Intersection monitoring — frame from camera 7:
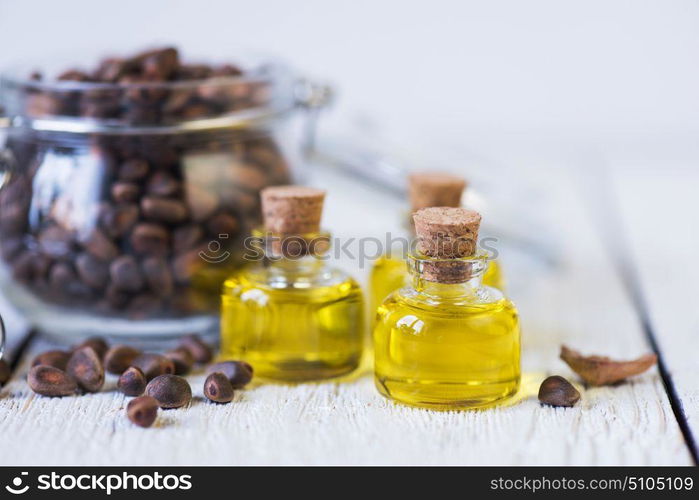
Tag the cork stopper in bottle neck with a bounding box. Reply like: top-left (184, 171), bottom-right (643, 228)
top-left (412, 207), bottom-right (482, 283)
top-left (408, 172), bottom-right (467, 212)
top-left (260, 185), bottom-right (327, 257)
top-left (261, 185), bottom-right (325, 234)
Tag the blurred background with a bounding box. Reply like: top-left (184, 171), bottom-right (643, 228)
top-left (1, 0), bottom-right (698, 168)
top-left (1, 0), bottom-right (697, 325)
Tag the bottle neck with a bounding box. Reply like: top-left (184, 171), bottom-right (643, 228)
top-left (266, 253), bottom-right (326, 274)
top-left (407, 251), bottom-right (487, 297)
top-left (251, 228), bottom-right (330, 260)
top-left (411, 273), bottom-right (483, 297)
top-left (245, 228), bottom-right (329, 281)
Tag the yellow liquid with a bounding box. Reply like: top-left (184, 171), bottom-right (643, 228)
top-left (374, 283), bottom-right (520, 410)
top-left (369, 255), bottom-right (504, 322)
top-left (221, 268), bottom-right (364, 382)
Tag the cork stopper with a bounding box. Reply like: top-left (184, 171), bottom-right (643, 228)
top-left (413, 207), bottom-right (481, 258)
top-left (408, 172), bottom-right (467, 212)
top-left (261, 186), bottom-right (326, 234)
top-left (412, 207), bottom-right (482, 283)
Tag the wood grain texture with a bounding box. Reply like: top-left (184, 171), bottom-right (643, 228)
top-left (0, 165), bottom-right (692, 465)
top-left (611, 162), bottom-right (699, 448)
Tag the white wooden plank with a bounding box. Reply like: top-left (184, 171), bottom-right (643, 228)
top-left (611, 161), bottom-right (699, 450)
top-left (0, 165), bottom-right (690, 465)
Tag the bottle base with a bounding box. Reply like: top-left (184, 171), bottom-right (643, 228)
top-left (375, 375), bottom-right (520, 410)
top-left (234, 354), bottom-right (362, 383)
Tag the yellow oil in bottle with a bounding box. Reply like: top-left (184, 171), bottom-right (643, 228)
top-left (221, 259), bottom-right (364, 382)
top-left (373, 256), bottom-right (520, 410)
top-left (369, 254), bottom-right (505, 321)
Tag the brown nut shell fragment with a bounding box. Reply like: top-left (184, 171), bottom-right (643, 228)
top-left (538, 375), bottom-right (581, 407)
top-left (164, 348), bottom-right (194, 375)
top-left (127, 395), bottom-right (159, 428)
top-left (204, 372), bottom-right (234, 403)
top-left (118, 366), bottom-right (147, 397)
top-left (560, 345), bottom-right (657, 386)
top-left (131, 353), bottom-right (175, 380)
top-left (206, 361), bottom-right (253, 389)
top-left (145, 374), bottom-right (192, 409)
top-left (32, 350), bottom-right (71, 371)
top-left (27, 365), bottom-right (77, 397)
top-left (104, 345), bottom-right (142, 375)
top-left (74, 336), bottom-right (109, 359)
top-left (178, 334), bottom-right (212, 364)
top-left (66, 346), bottom-right (105, 393)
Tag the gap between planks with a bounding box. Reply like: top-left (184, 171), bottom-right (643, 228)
top-left (573, 159), bottom-right (698, 465)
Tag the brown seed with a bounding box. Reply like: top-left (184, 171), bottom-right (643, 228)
top-left (75, 253), bottom-right (110, 290)
top-left (66, 346), bottom-right (105, 393)
top-left (164, 348), bottom-right (194, 375)
top-left (127, 395), bottom-right (159, 428)
top-left (27, 365), bottom-right (77, 397)
top-left (141, 196), bottom-right (188, 223)
top-left (126, 294), bottom-right (162, 318)
top-left (130, 223), bottom-right (169, 256)
top-left (104, 345), bottom-right (142, 374)
top-left (74, 336), bottom-right (109, 359)
top-left (32, 350), bottom-right (71, 371)
top-left (206, 213), bottom-right (239, 237)
top-left (204, 372), bottom-right (234, 403)
top-left (49, 262), bottom-right (78, 291)
top-left (0, 237), bottom-right (23, 261)
top-left (84, 228), bottom-right (119, 261)
top-left (179, 334), bottom-right (212, 364)
top-left (105, 284), bottom-right (130, 308)
top-left (560, 345), bottom-right (658, 386)
top-left (172, 248), bottom-right (207, 284)
top-left (0, 359), bottom-right (10, 385)
top-left (538, 375), bottom-right (581, 408)
top-left (145, 374), bottom-right (192, 409)
top-left (111, 182), bottom-right (140, 203)
top-left (101, 203), bottom-right (139, 238)
top-left (173, 225), bottom-right (204, 253)
top-left (119, 159), bottom-right (150, 181)
top-left (131, 353), bottom-right (175, 380)
top-left (110, 255), bottom-right (145, 292)
top-left (147, 171), bottom-right (181, 197)
top-left (118, 366), bottom-right (147, 396)
top-left (142, 257), bottom-right (174, 297)
top-left (206, 361), bottom-right (253, 389)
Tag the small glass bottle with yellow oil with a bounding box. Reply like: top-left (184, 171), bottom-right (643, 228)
top-left (220, 186), bottom-right (364, 381)
top-left (370, 172), bottom-right (503, 317)
top-left (374, 207), bottom-right (520, 409)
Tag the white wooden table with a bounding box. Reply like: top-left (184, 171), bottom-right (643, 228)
top-left (0, 160), bottom-right (696, 465)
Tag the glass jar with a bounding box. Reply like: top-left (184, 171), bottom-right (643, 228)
top-left (0, 61), bottom-right (330, 340)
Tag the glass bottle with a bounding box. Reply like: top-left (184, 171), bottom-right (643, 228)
top-left (220, 186), bottom-right (364, 381)
top-left (369, 171), bottom-right (504, 320)
top-left (373, 207), bottom-right (520, 409)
